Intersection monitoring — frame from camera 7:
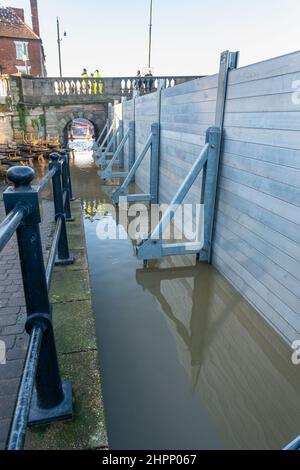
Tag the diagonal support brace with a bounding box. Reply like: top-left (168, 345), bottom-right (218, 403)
top-left (93, 121), bottom-right (114, 155)
top-left (92, 119), bottom-right (109, 151)
top-left (112, 132), bottom-right (152, 203)
top-left (136, 127), bottom-right (221, 263)
top-left (95, 123), bottom-right (121, 164)
top-left (112, 123), bottom-right (159, 204)
top-left (100, 128), bottom-right (130, 179)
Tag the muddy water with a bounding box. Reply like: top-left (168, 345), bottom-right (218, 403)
top-left (69, 148), bottom-right (300, 450)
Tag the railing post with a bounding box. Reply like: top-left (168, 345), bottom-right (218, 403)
top-left (118, 120), bottom-right (124, 168)
top-left (59, 151), bottom-right (74, 222)
top-left (150, 123), bottom-right (160, 204)
top-left (128, 121), bottom-right (135, 173)
top-left (49, 154), bottom-right (75, 265)
top-left (66, 149), bottom-right (75, 201)
top-left (3, 166), bottom-right (73, 426)
top-left (198, 127), bottom-right (222, 263)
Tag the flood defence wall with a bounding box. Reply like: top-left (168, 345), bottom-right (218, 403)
top-left (110, 51), bottom-right (300, 346)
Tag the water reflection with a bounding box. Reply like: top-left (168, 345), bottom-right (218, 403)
top-left (136, 259), bottom-right (300, 450)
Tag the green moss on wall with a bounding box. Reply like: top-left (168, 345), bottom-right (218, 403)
top-left (39, 114), bottom-right (46, 128)
top-left (16, 104), bottom-right (29, 132)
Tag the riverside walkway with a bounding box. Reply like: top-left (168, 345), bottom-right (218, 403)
top-left (0, 165), bottom-right (107, 450)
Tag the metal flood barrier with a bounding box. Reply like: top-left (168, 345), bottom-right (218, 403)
top-left (105, 51), bottom-right (240, 266)
top-left (0, 151), bottom-right (75, 450)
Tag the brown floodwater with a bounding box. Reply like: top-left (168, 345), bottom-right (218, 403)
top-left (68, 147), bottom-right (300, 450)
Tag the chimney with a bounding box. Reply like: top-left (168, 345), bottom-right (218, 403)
top-left (30, 0), bottom-right (40, 37)
top-left (11, 8), bottom-right (25, 22)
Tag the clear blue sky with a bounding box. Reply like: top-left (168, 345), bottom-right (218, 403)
top-left (2, 0), bottom-right (300, 77)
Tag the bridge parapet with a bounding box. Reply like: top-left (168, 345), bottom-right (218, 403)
top-left (17, 75), bottom-right (200, 105)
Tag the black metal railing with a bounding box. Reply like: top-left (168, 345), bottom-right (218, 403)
top-left (0, 150), bottom-right (75, 450)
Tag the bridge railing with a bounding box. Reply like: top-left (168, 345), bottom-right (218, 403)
top-left (1, 151), bottom-right (75, 450)
top-left (51, 76), bottom-right (199, 97)
top-left (19, 75), bottom-right (201, 102)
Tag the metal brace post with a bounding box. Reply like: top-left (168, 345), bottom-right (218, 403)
top-left (149, 123), bottom-right (160, 204)
top-left (136, 127), bottom-right (221, 263)
top-left (111, 127), bottom-right (154, 204)
top-left (204, 50), bottom-right (239, 263)
top-left (118, 120), bottom-right (124, 168)
top-left (96, 123), bottom-right (122, 165)
top-left (92, 119), bottom-right (109, 150)
top-left (93, 120), bottom-right (114, 155)
top-left (100, 127), bottom-right (131, 180)
top-left (128, 121), bottom-right (135, 172)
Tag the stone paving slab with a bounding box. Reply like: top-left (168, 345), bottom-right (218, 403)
top-left (50, 270), bottom-right (91, 304)
top-left (54, 250), bottom-right (88, 272)
top-left (25, 351), bottom-right (107, 450)
top-left (53, 300), bottom-right (97, 355)
top-left (25, 200), bottom-right (108, 450)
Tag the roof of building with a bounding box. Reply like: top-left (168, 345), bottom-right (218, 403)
top-left (0, 7), bottom-right (40, 40)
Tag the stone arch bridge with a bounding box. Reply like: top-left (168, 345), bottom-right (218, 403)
top-left (0, 75), bottom-right (199, 144)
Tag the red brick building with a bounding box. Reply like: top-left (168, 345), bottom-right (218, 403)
top-left (0, 0), bottom-right (46, 77)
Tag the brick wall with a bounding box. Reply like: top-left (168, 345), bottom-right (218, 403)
top-left (0, 37), bottom-right (43, 77)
